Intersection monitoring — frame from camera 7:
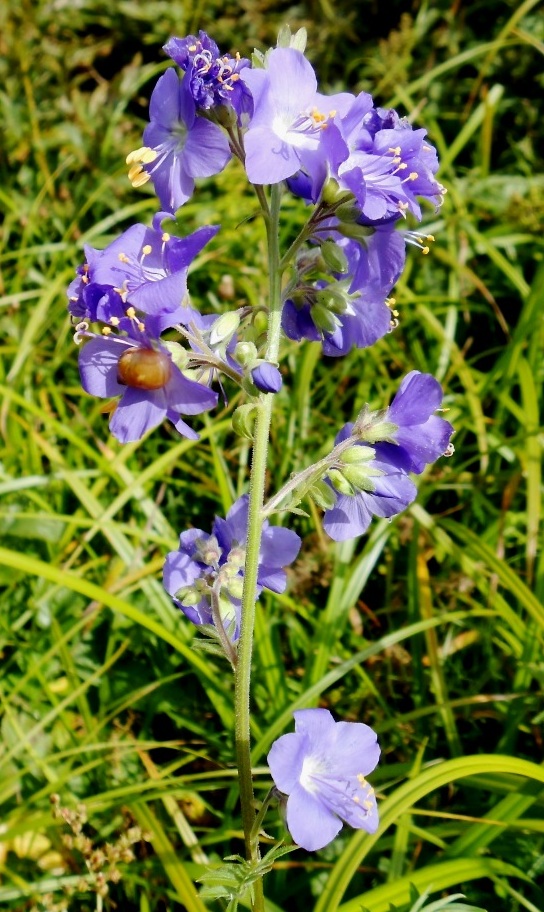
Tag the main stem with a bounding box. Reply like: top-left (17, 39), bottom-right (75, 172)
top-left (234, 184), bottom-right (283, 910)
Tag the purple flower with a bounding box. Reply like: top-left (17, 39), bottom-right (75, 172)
top-left (68, 216), bottom-right (218, 328)
top-left (287, 91), bottom-right (444, 223)
top-left (163, 494), bottom-right (301, 639)
top-left (78, 322), bottom-right (218, 443)
top-left (322, 372), bottom-right (454, 541)
top-left (127, 68), bottom-right (231, 212)
top-left (240, 48), bottom-right (347, 185)
top-left (251, 362), bottom-right (283, 393)
top-left (282, 228), bottom-right (404, 356)
top-left (268, 709), bottom-right (380, 851)
top-left (164, 31), bottom-right (251, 117)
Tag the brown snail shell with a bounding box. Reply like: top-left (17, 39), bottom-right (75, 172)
top-left (117, 348), bottom-right (172, 390)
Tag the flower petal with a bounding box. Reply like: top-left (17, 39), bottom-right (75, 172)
top-left (109, 388), bottom-right (166, 442)
top-left (286, 783), bottom-right (343, 851)
top-left (78, 337), bottom-right (125, 399)
top-left (268, 732), bottom-right (307, 794)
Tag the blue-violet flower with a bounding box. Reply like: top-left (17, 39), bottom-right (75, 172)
top-left (268, 708), bottom-right (380, 851)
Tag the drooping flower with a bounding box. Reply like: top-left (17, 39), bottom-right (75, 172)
top-left (163, 495), bottom-right (301, 639)
top-left (78, 320), bottom-right (218, 443)
top-left (268, 708), bottom-right (380, 851)
top-left (127, 68), bottom-right (232, 212)
top-left (321, 371), bottom-right (453, 540)
top-left (282, 228), bottom-right (404, 356)
top-left (164, 31), bottom-right (251, 117)
top-left (68, 215), bottom-right (218, 328)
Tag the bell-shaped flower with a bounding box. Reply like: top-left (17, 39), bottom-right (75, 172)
top-left (268, 708), bottom-right (380, 851)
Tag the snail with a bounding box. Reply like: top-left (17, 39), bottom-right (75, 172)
top-left (117, 348), bottom-right (172, 390)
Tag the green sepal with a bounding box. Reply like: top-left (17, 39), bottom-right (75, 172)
top-left (232, 403), bottom-right (258, 440)
top-left (308, 478), bottom-right (337, 510)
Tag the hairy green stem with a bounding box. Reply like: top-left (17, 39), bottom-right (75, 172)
top-left (234, 184), bottom-right (283, 911)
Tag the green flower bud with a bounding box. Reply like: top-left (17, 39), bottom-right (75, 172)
top-left (320, 240), bottom-right (349, 275)
top-left (174, 587), bottom-right (201, 607)
top-left (232, 403), bottom-right (258, 439)
top-left (311, 302), bottom-right (340, 334)
top-left (233, 341), bottom-right (258, 366)
top-left (225, 576), bottom-right (245, 600)
top-left (341, 464), bottom-right (379, 492)
top-left (209, 311), bottom-right (240, 346)
top-left (327, 468), bottom-right (355, 496)
top-left (162, 340), bottom-right (189, 370)
top-left (309, 479), bottom-right (338, 511)
top-left (336, 221), bottom-right (375, 241)
top-left (340, 445), bottom-right (376, 464)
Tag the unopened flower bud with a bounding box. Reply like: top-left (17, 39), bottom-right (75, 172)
top-left (308, 479), bottom-right (337, 511)
top-left (233, 341), bottom-right (258, 366)
top-left (162, 340), bottom-right (189, 370)
top-left (210, 311), bottom-right (240, 346)
top-left (232, 403), bottom-right (258, 439)
top-left (320, 240), bottom-right (349, 274)
top-left (225, 576), bottom-right (245, 600)
top-left (327, 468), bottom-right (354, 496)
top-left (311, 302), bottom-right (340, 335)
top-left (341, 464), bottom-right (379, 492)
top-left (251, 362), bottom-right (282, 393)
top-left (340, 445), bottom-right (375, 464)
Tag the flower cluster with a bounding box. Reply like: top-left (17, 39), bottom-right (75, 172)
top-left (322, 371), bottom-right (454, 541)
top-left (66, 27), bottom-right (454, 856)
top-left (163, 495), bottom-right (301, 640)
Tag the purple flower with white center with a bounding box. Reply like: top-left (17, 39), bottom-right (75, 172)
top-left (164, 31), bottom-right (251, 117)
top-left (268, 708), bottom-right (380, 851)
top-left (240, 48), bottom-right (348, 185)
top-left (127, 68), bottom-right (231, 212)
top-left (251, 362), bottom-right (283, 393)
top-left (322, 372), bottom-right (453, 540)
top-left (163, 494), bottom-right (301, 639)
top-left (78, 321), bottom-right (218, 443)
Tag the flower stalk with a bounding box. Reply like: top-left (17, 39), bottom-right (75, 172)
top-left (234, 184), bottom-right (283, 910)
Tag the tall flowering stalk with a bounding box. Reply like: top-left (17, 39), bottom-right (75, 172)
top-left (67, 25), bottom-right (453, 911)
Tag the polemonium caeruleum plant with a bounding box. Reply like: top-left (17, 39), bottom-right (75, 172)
top-left (68, 25), bottom-right (454, 910)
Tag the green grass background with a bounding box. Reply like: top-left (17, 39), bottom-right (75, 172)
top-left (0, 0), bottom-right (543, 909)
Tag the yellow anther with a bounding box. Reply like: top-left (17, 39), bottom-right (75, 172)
top-left (131, 171), bottom-right (151, 188)
top-left (357, 773), bottom-right (367, 786)
top-left (141, 244), bottom-right (152, 255)
top-left (126, 147), bottom-right (147, 165)
top-left (422, 246), bottom-right (430, 255)
top-left (137, 321), bottom-right (146, 332)
top-left (128, 163), bottom-right (143, 181)
top-left (363, 799), bottom-right (373, 810)
top-left (392, 309), bottom-right (399, 317)
top-left (408, 171), bottom-right (418, 180)
top-left (353, 796), bottom-right (360, 803)
top-left (389, 146), bottom-right (401, 155)
top-left (101, 326), bottom-right (112, 335)
top-left (329, 109), bottom-right (336, 118)
top-left (161, 233), bottom-right (171, 243)
top-left (426, 234), bottom-right (435, 242)
top-left (110, 316), bottom-right (120, 326)
top-left (397, 162), bottom-right (408, 170)
top-left (126, 307), bottom-right (136, 319)
top-left (118, 252), bottom-right (130, 263)
top-left (387, 296), bottom-right (396, 307)
top-left (188, 44), bottom-right (197, 51)
top-left (140, 148), bottom-right (158, 164)
top-left (231, 73), bottom-right (240, 82)
top-left (82, 275), bottom-right (89, 284)
top-left (69, 295), bottom-right (78, 302)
